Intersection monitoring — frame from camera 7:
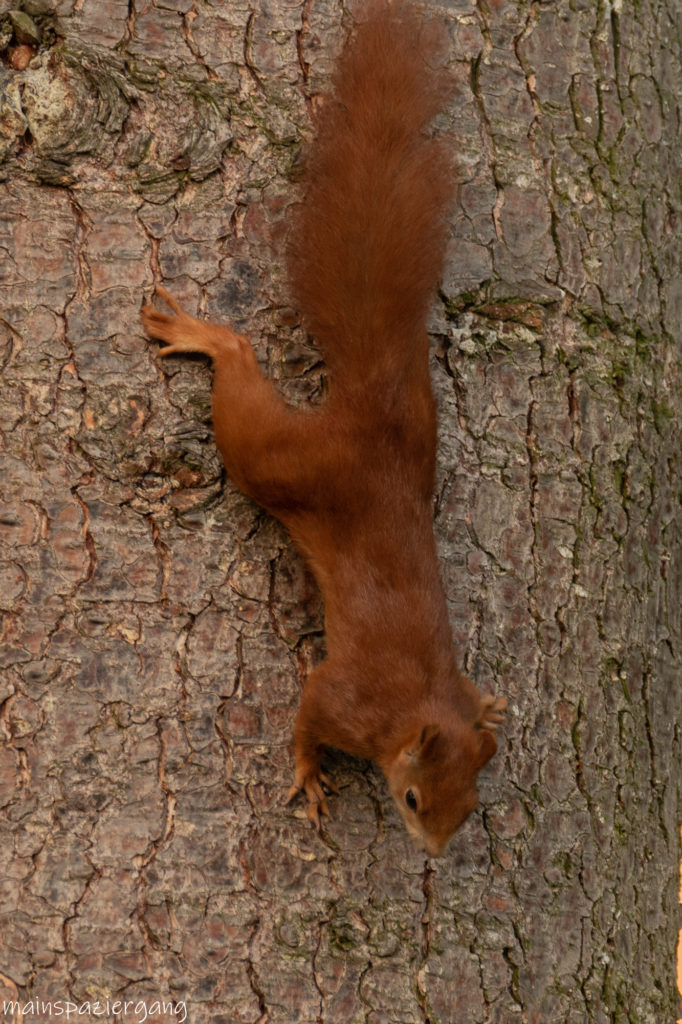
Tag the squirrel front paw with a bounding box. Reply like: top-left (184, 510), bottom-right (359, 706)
top-left (285, 769), bottom-right (338, 830)
top-left (480, 694), bottom-right (508, 730)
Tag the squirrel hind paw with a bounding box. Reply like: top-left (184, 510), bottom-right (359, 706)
top-left (141, 305), bottom-right (180, 348)
top-left (154, 284), bottom-right (184, 314)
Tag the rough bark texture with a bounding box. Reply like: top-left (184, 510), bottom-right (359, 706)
top-left (0, 1), bottom-right (680, 1022)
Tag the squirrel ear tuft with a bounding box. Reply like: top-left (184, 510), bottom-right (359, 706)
top-left (477, 728), bottom-right (498, 768)
top-left (407, 724), bottom-right (440, 763)
top-left (418, 724), bottom-right (440, 749)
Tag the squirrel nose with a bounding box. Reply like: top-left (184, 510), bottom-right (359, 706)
top-left (424, 838), bottom-right (447, 858)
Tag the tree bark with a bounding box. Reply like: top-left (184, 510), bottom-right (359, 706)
top-left (0, 1), bottom-right (680, 1022)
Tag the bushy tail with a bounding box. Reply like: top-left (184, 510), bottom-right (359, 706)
top-left (287, 0), bottom-right (453, 385)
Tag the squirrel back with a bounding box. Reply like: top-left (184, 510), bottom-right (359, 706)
top-left (287, 0), bottom-right (453, 387)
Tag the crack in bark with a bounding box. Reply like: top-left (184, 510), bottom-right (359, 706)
top-left (244, 11), bottom-right (265, 94)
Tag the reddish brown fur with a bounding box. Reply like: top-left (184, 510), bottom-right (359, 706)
top-left (141, 0), bottom-right (506, 857)
top-left (287, 0), bottom-right (453, 388)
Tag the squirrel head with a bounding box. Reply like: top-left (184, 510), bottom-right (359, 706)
top-left (384, 695), bottom-right (506, 857)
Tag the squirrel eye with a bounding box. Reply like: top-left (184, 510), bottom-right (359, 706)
top-left (405, 789), bottom-right (418, 812)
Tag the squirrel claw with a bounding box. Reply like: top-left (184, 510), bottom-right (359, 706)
top-left (480, 695), bottom-right (508, 731)
top-left (317, 771), bottom-right (339, 795)
top-left (154, 284), bottom-right (184, 314)
top-left (285, 771), bottom-right (337, 829)
top-left (306, 798), bottom-right (328, 831)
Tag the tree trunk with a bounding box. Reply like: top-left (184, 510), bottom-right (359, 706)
top-left (0, 1), bottom-right (679, 1022)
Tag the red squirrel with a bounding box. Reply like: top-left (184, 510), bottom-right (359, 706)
top-left (142, 0), bottom-right (506, 857)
